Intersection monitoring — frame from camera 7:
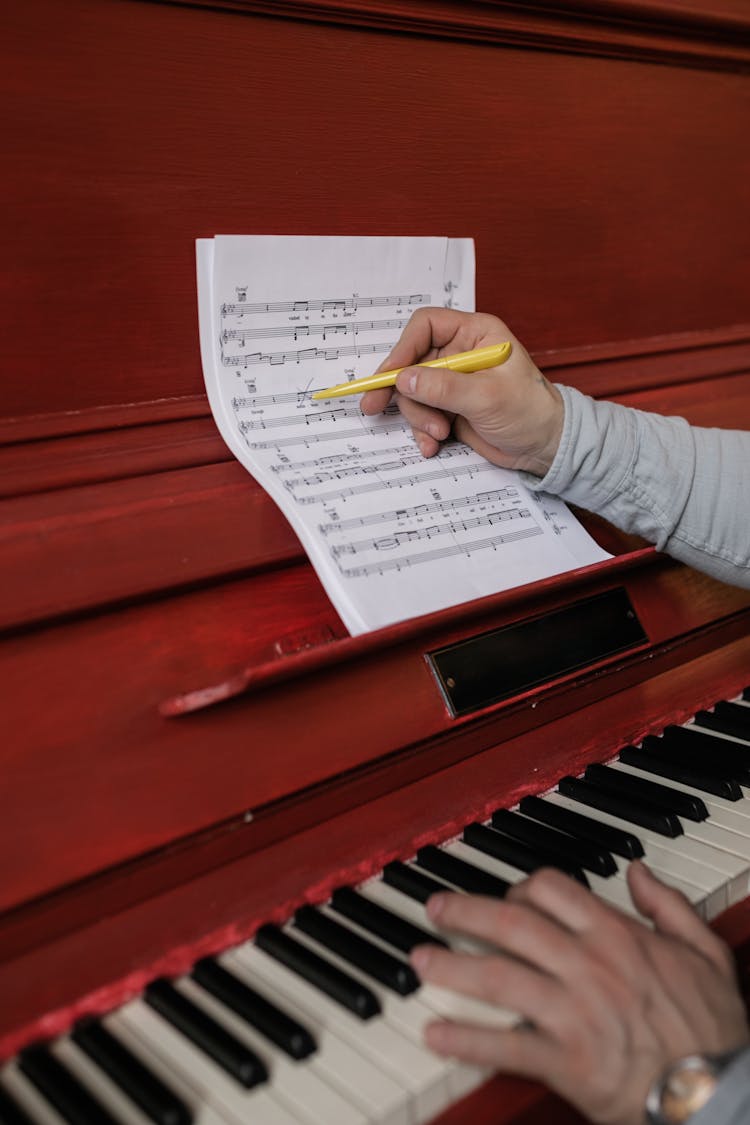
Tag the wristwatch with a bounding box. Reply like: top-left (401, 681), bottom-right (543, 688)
top-left (645, 1050), bottom-right (743, 1124)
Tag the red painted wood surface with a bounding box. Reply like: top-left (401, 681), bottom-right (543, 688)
top-left (1, 4), bottom-right (750, 1123)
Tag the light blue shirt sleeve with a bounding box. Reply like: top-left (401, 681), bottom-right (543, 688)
top-left (690, 1047), bottom-right (750, 1124)
top-left (524, 385), bottom-right (750, 589)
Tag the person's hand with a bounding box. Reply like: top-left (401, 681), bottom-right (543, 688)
top-left (410, 863), bottom-right (749, 1125)
top-left (360, 308), bottom-right (564, 476)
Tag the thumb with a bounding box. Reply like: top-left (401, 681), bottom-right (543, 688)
top-left (395, 364), bottom-right (486, 419)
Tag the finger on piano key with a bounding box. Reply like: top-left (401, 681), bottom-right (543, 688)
top-left (446, 836), bottom-right (641, 920)
top-left (18, 1045), bottom-right (118, 1125)
top-left (174, 977), bottom-right (369, 1125)
top-left (110, 1002), bottom-right (303, 1125)
top-left (49, 1038), bottom-right (163, 1125)
top-left (618, 744), bottom-right (743, 801)
top-left (256, 923), bottom-right (450, 1124)
top-left (190, 961), bottom-right (315, 1062)
top-left (607, 761), bottom-right (750, 904)
top-left (543, 793), bottom-right (731, 920)
top-left (224, 944), bottom-right (412, 1125)
top-left (289, 909), bottom-right (467, 1103)
top-left (489, 808), bottom-right (618, 877)
top-left (70, 1022), bottom-right (192, 1125)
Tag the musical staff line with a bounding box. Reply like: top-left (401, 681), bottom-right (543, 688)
top-left (221, 293), bottom-right (430, 316)
top-left (222, 317), bottom-right (408, 344)
top-left (221, 342), bottom-right (393, 368)
top-left (319, 487), bottom-right (520, 532)
top-left (247, 420), bottom-right (408, 450)
top-left (283, 454), bottom-right (427, 489)
top-left (337, 526), bottom-right (544, 578)
top-left (270, 443), bottom-right (470, 474)
top-left (299, 460), bottom-right (500, 505)
top-left (331, 508), bottom-right (532, 557)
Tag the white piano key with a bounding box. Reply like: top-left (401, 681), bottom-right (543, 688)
top-left (50, 1038), bottom-right (152, 1125)
top-left (224, 945), bottom-right (411, 1125)
top-left (543, 792), bottom-right (735, 919)
top-left (241, 927), bottom-right (448, 1124)
top-left (111, 1000), bottom-right (304, 1125)
top-left (1, 1063), bottom-right (69, 1125)
top-left (174, 976), bottom-right (368, 1125)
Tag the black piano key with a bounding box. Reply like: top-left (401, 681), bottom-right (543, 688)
top-left (19, 1046), bottom-right (119, 1125)
top-left (654, 727), bottom-right (750, 784)
top-left (618, 744), bottom-right (743, 801)
top-left (0, 1083), bottom-right (37, 1125)
top-left (415, 845), bottom-right (510, 898)
top-left (254, 923), bottom-right (380, 1019)
top-left (463, 821), bottom-right (590, 886)
top-left (293, 905), bottom-right (419, 996)
top-left (191, 959), bottom-right (316, 1060)
top-left (489, 807), bottom-right (616, 877)
top-left (584, 762), bottom-right (708, 822)
top-left (695, 702), bottom-right (750, 743)
top-left (518, 794), bottom-right (644, 859)
top-left (557, 776), bottom-right (683, 837)
top-left (144, 979), bottom-right (267, 1088)
top-left (71, 1022), bottom-right (192, 1125)
top-left (743, 687), bottom-right (750, 702)
top-left (382, 861), bottom-right (451, 904)
top-left (329, 887), bottom-right (448, 954)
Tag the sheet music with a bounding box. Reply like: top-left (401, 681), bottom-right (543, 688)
top-left (197, 236), bottom-right (610, 634)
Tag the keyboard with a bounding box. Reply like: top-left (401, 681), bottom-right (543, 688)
top-left (2, 690), bottom-right (749, 1125)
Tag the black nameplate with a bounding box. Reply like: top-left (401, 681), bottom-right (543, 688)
top-left (428, 588), bottom-right (647, 718)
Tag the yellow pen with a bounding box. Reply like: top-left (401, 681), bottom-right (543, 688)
top-left (311, 341), bottom-right (512, 400)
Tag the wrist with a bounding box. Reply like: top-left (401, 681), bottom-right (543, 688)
top-left (645, 1048), bottom-right (747, 1124)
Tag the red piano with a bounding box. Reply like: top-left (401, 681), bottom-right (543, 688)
top-left (2, 1), bottom-right (750, 1122)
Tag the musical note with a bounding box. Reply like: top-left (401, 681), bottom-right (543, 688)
top-left (220, 294), bottom-right (430, 317)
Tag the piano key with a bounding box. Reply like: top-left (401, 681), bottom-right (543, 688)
top-left (254, 925), bottom-right (380, 1019)
top-left (414, 845), bottom-right (510, 897)
top-left (111, 1001), bottom-right (303, 1125)
top-left (287, 917), bottom-right (458, 1111)
top-left (693, 702), bottom-right (750, 742)
top-left (213, 955), bottom-right (408, 1125)
top-left (381, 861), bottom-right (452, 904)
top-left (583, 763), bottom-right (708, 821)
top-left (226, 943), bottom-right (414, 1125)
top-left (614, 757), bottom-right (750, 830)
top-left (292, 906), bottom-right (419, 996)
top-left (174, 978), bottom-right (368, 1125)
top-left (518, 794), bottom-right (644, 859)
top-left (49, 1039), bottom-right (159, 1125)
top-left (618, 744), bottom-right (743, 800)
top-left (557, 776), bottom-right (683, 837)
top-left (329, 887), bottom-right (448, 954)
top-left (191, 960), bottom-right (316, 1061)
top-left (489, 807), bottom-right (617, 876)
top-left (463, 821), bottom-right (590, 885)
top-left (445, 837), bottom-right (641, 920)
top-left (144, 981), bottom-right (266, 1089)
top-left (650, 728), bottom-right (750, 784)
top-left (18, 1046), bottom-right (118, 1125)
top-left (0, 1081), bottom-right (37, 1125)
top-left (70, 1022), bottom-right (192, 1125)
top-left (543, 792), bottom-right (738, 919)
top-left (1, 1065), bottom-right (69, 1125)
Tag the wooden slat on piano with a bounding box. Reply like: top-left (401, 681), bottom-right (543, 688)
top-left (2, 1), bottom-right (750, 1122)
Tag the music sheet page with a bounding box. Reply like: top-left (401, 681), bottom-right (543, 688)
top-left (197, 235), bottom-right (610, 634)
